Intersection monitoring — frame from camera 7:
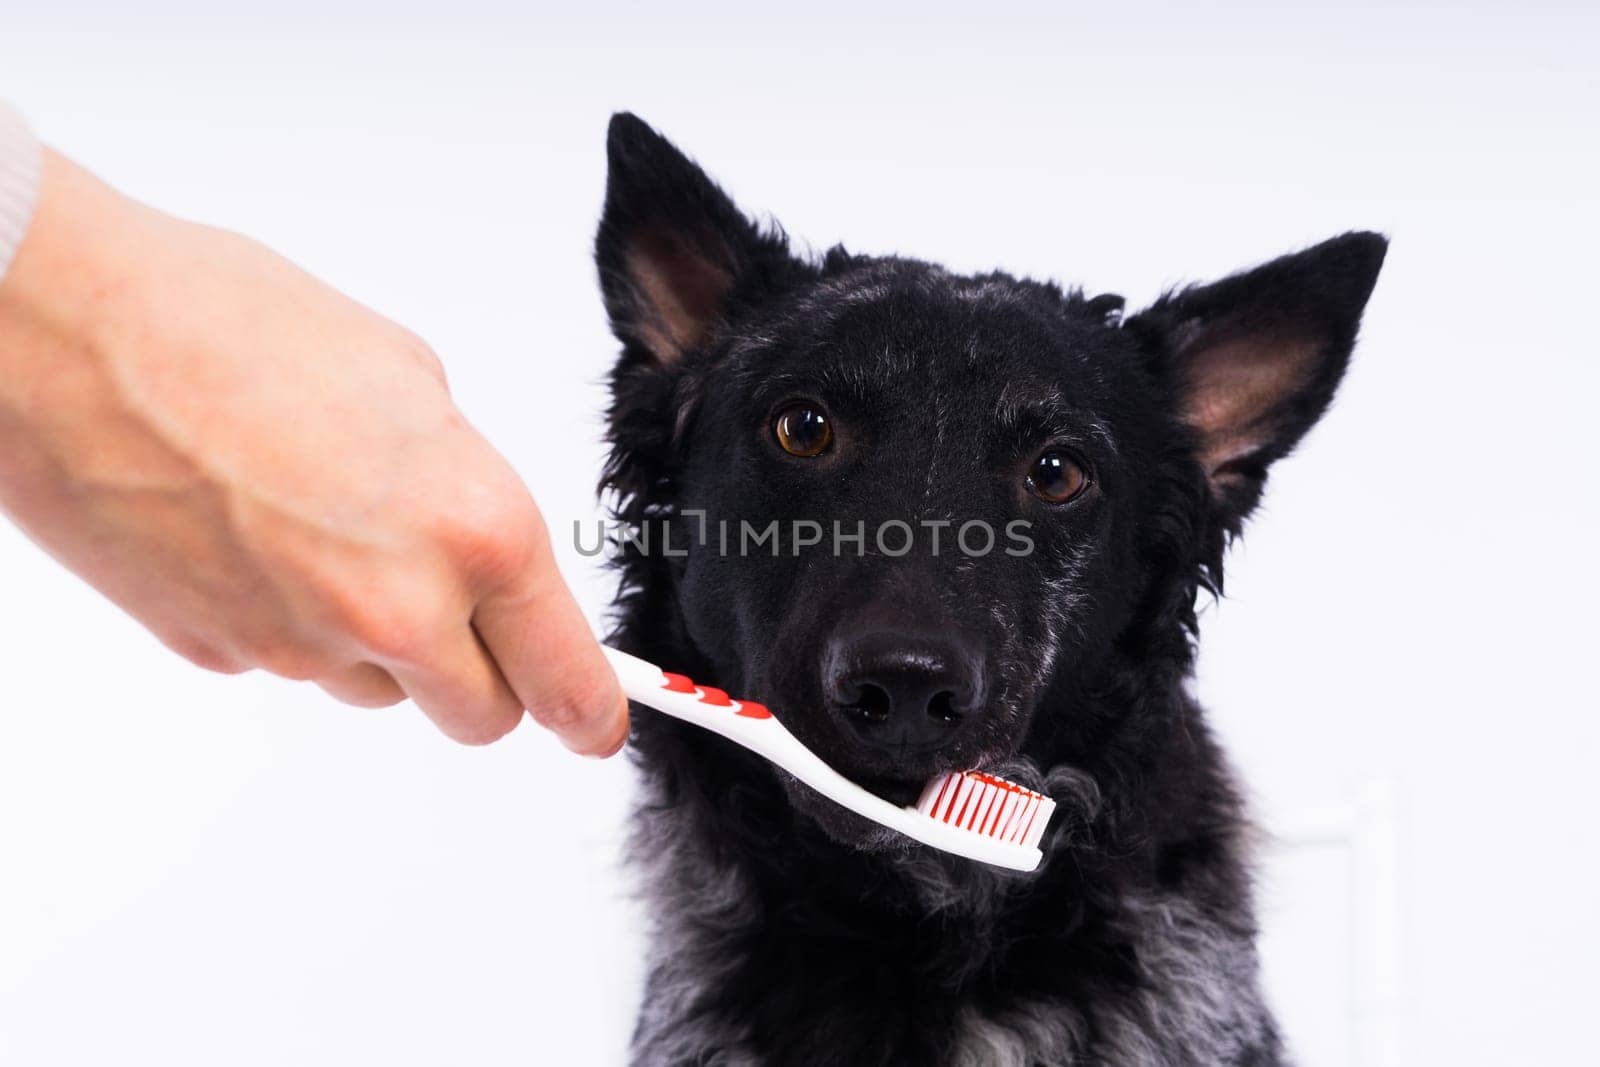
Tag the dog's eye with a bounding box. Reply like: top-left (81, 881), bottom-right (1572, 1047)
top-left (1027, 450), bottom-right (1088, 503)
top-left (774, 404), bottom-right (833, 458)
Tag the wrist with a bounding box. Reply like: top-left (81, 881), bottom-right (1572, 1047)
top-left (0, 149), bottom-right (155, 367)
top-left (0, 148), bottom-right (162, 510)
top-left (0, 104), bottom-right (43, 284)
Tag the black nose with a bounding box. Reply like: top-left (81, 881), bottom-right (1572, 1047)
top-left (824, 630), bottom-right (984, 752)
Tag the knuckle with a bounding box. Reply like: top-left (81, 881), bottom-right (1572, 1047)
top-left (441, 490), bottom-right (542, 587)
top-left (353, 612), bottom-right (436, 667)
top-left (318, 667), bottom-right (405, 709)
top-left (448, 712), bottom-right (520, 747)
top-left (526, 695), bottom-right (584, 735)
top-left (324, 583), bottom-right (452, 668)
top-left (403, 334), bottom-right (449, 385)
top-left (527, 670), bottom-right (616, 741)
top-left (170, 638), bottom-right (247, 676)
top-left (249, 640), bottom-right (327, 682)
top-left (346, 689), bottom-right (405, 710)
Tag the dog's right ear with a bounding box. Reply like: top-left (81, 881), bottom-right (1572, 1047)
top-left (596, 113), bottom-right (793, 369)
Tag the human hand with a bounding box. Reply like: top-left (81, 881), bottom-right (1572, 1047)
top-left (0, 150), bottom-right (628, 752)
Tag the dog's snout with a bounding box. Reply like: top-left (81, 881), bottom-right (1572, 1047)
top-left (824, 630), bottom-right (984, 752)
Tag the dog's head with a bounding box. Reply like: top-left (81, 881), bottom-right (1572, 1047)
top-left (596, 114), bottom-right (1383, 848)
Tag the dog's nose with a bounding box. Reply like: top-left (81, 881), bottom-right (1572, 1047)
top-left (823, 630), bottom-right (983, 752)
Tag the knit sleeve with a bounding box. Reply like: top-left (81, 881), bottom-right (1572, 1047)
top-left (0, 104), bottom-right (44, 283)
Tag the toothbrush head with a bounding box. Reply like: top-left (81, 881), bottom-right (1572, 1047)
top-left (913, 770), bottom-right (1057, 856)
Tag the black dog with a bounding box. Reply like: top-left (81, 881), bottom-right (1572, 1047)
top-left (594, 112), bottom-right (1384, 1066)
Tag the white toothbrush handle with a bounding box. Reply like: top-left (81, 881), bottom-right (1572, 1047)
top-left (603, 646), bottom-right (839, 778)
top-left (602, 646), bottom-right (1045, 872)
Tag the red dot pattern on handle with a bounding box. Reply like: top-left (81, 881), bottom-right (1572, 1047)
top-left (658, 672), bottom-right (773, 719)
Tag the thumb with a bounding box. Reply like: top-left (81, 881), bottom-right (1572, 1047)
top-left (471, 521), bottom-right (629, 757)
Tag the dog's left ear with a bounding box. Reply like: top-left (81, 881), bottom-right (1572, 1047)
top-left (596, 113), bottom-right (795, 369)
top-left (1127, 231), bottom-right (1387, 524)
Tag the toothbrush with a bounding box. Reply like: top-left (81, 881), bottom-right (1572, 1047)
top-left (603, 646), bottom-right (1056, 872)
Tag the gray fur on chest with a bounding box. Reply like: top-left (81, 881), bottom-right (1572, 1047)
top-left (628, 798), bottom-right (1279, 1067)
top-left (945, 896), bottom-right (1279, 1066)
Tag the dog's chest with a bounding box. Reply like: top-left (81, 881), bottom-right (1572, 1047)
top-left (635, 883), bottom-right (1281, 1066)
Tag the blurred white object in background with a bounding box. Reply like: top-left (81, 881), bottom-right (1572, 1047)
top-left (1262, 780), bottom-right (1403, 1067)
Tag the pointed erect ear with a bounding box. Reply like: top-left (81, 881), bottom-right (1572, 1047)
top-left (1127, 232), bottom-right (1387, 522)
top-left (595, 113), bottom-right (793, 368)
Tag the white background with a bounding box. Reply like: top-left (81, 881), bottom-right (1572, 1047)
top-left (2, 3), bottom-right (1596, 1064)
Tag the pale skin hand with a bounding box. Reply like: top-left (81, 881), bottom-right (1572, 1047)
top-left (0, 149), bottom-right (629, 752)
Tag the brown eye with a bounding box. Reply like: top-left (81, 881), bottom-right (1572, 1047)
top-left (1027, 450), bottom-right (1088, 503)
top-left (774, 404), bottom-right (833, 458)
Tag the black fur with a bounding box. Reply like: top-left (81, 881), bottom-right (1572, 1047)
top-left (594, 112), bottom-right (1385, 1066)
